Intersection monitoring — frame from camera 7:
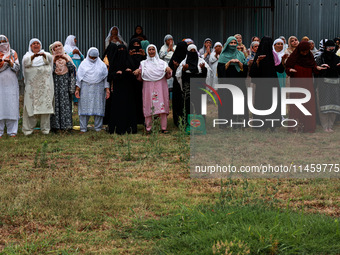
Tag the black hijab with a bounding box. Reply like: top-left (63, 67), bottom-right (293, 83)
top-left (103, 42), bottom-right (118, 65)
top-left (128, 38), bottom-right (144, 70)
top-left (130, 25), bottom-right (147, 41)
top-left (186, 50), bottom-right (199, 73)
top-left (320, 40), bottom-right (340, 77)
top-left (169, 41), bottom-right (188, 71)
top-left (250, 36), bottom-right (277, 77)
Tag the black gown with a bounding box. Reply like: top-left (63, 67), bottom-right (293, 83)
top-left (169, 42), bottom-right (190, 127)
top-left (103, 43), bottom-right (118, 125)
top-left (128, 39), bottom-right (146, 125)
top-left (181, 50), bottom-right (208, 124)
top-left (217, 63), bottom-right (248, 127)
top-left (249, 36), bottom-right (284, 129)
top-left (108, 45), bottom-right (137, 134)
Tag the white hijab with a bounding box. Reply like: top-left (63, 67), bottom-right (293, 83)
top-left (77, 47), bottom-right (108, 84)
top-left (22, 38), bottom-right (48, 77)
top-left (64, 35), bottom-right (82, 59)
top-left (105, 26), bottom-right (126, 49)
top-left (272, 38), bottom-right (285, 61)
top-left (140, 44), bottom-right (168, 82)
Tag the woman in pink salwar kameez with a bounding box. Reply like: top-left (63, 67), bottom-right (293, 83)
top-left (133, 44), bottom-right (172, 134)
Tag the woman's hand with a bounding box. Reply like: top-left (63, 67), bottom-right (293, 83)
top-left (173, 60), bottom-right (179, 69)
top-left (105, 88), bottom-right (110, 99)
top-left (133, 69), bottom-right (141, 76)
top-left (73, 49), bottom-right (80, 55)
top-left (199, 62), bottom-right (206, 69)
top-left (4, 59), bottom-right (13, 68)
top-left (116, 71), bottom-right (122, 74)
top-left (126, 68), bottom-right (132, 72)
top-left (289, 68), bottom-right (297, 73)
top-left (256, 55), bottom-right (266, 66)
top-left (317, 66), bottom-right (327, 71)
top-left (225, 61), bottom-right (231, 70)
top-left (182, 64), bottom-right (189, 71)
top-left (75, 88), bottom-right (80, 99)
top-left (165, 67), bottom-right (172, 74)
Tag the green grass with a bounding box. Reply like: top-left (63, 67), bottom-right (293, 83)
top-left (0, 102), bottom-right (339, 253)
top-left (131, 204), bottom-right (340, 254)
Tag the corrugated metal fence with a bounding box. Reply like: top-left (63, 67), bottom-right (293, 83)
top-left (1, 0), bottom-right (339, 79)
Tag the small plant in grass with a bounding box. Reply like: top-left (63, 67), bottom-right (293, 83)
top-left (33, 140), bottom-right (49, 168)
top-left (212, 239), bottom-right (250, 255)
top-left (177, 102), bottom-right (190, 163)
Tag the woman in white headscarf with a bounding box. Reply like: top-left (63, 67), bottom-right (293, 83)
top-left (64, 35), bottom-right (84, 70)
top-left (309, 40), bottom-right (319, 59)
top-left (208, 42), bottom-right (223, 88)
top-left (175, 44), bottom-right (212, 125)
top-left (64, 35), bottom-right (84, 105)
top-left (273, 38), bottom-right (288, 88)
top-left (133, 44), bottom-right (172, 134)
top-left (105, 26), bottom-right (127, 49)
top-left (22, 38), bottom-right (54, 135)
top-left (159, 34), bottom-right (176, 63)
top-left (0, 35), bottom-right (20, 138)
top-left (75, 47), bottom-right (110, 133)
top-left (50, 41), bottom-right (76, 132)
top-left (159, 34), bottom-right (177, 97)
top-left (279, 36), bottom-right (288, 51)
top-left (199, 38), bottom-right (213, 63)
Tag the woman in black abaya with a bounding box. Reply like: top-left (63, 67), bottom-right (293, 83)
top-left (103, 43), bottom-right (118, 125)
top-left (128, 38), bottom-right (146, 125)
top-left (169, 41), bottom-right (188, 127)
top-left (108, 44), bottom-right (137, 134)
top-left (250, 36), bottom-right (284, 130)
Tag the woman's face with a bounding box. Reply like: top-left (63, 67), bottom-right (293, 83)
top-left (136, 27), bottom-right (142, 35)
top-left (253, 37), bottom-right (260, 42)
top-left (214, 45), bottom-right (222, 54)
top-left (0, 39), bottom-right (7, 43)
top-left (133, 42), bottom-right (140, 47)
top-left (229, 40), bottom-right (237, 46)
top-left (204, 40), bottom-right (212, 48)
top-left (166, 38), bottom-right (173, 46)
top-left (252, 44), bottom-right (259, 53)
top-left (235, 35), bottom-right (242, 44)
top-left (148, 46), bottom-right (156, 57)
top-left (237, 45), bottom-right (243, 51)
top-left (31, 41), bottom-right (41, 53)
top-left (89, 56), bottom-right (97, 60)
top-left (74, 38), bottom-right (77, 44)
top-left (300, 50), bottom-right (310, 56)
top-left (310, 42), bottom-right (315, 49)
top-left (189, 48), bottom-right (196, 52)
top-left (290, 38), bottom-right (299, 47)
top-left (274, 42), bottom-right (283, 52)
top-left (53, 43), bottom-right (62, 52)
top-left (326, 46), bottom-right (336, 52)
top-left (111, 27), bottom-right (118, 36)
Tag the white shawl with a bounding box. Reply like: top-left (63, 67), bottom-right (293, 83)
top-left (77, 47), bottom-right (108, 84)
top-left (140, 44), bottom-right (168, 82)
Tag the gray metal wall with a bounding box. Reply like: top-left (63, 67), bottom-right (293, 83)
top-left (0, 0), bottom-right (103, 79)
top-left (1, 0), bottom-right (339, 79)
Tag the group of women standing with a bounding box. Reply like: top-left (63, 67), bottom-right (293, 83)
top-left (0, 27), bottom-right (339, 137)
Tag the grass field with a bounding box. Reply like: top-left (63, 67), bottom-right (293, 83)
top-left (0, 103), bottom-right (339, 254)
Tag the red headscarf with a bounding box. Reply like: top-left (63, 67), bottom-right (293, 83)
top-left (286, 41), bottom-right (316, 71)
